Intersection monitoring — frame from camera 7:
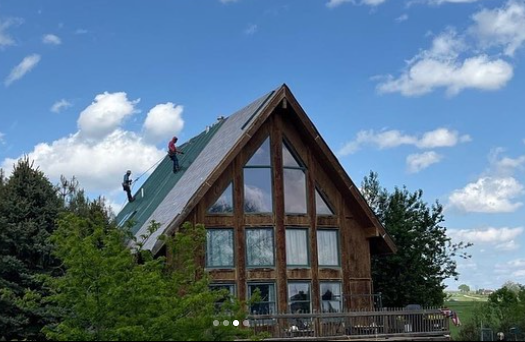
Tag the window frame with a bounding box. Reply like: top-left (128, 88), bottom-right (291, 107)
top-left (205, 228), bottom-right (235, 269)
top-left (245, 227), bottom-right (275, 268)
top-left (317, 229), bottom-right (341, 267)
top-left (320, 281), bottom-right (343, 313)
top-left (285, 227), bottom-right (310, 267)
top-left (288, 282), bottom-right (312, 314)
top-left (247, 282), bottom-right (277, 315)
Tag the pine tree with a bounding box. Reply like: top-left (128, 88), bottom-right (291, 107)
top-left (362, 171), bottom-right (472, 307)
top-left (0, 158), bottom-right (64, 340)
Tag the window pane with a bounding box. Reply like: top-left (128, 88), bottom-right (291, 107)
top-left (283, 143), bottom-right (302, 167)
top-left (284, 169), bottom-right (307, 214)
top-left (320, 282), bottom-right (342, 313)
top-left (208, 183), bottom-right (233, 214)
top-left (206, 229), bottom-right (234, 267)
top-left (288, 283), bottom-right (311, 313)
top-left (246, 228), bottom-right (274, 267)
top-left (246, 138), bottom-right (271, 166)
top-left (286, 229), bottom-right (308, 266)
top-left (244, 168), bottom-right (273, 213)
top-left (317, 230), bottom-right (339, 266)
top-left (315, 188), bottom-right (334, 215)
top-left (249, 284), bottom-right (276, 315)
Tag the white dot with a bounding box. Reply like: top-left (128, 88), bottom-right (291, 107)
top-left (213, 320), bottom-right (219, 327)
top-left (223, 320), bottom-right (230, 326)
top-left (233, 320), bottom-right (239, 327)
top-left (243, 320), bottom-right (250, 327)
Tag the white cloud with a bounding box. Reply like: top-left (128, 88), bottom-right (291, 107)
top-left (327, 0), bottom-right (354, 8)
top-left (430, 0), bottom-right (481, 4)
top-left (448, 226), bottom-right (524, 244)
top-left (245, 24), bottom-right (258, 35)
top-left (4, 54), bottom-right (41, 87)
top-left (0, 132), bottom-right (5, 144)
top-left (77, 92), bottom-right (140, 139)
top-left (1, 91), bottom-right (182, 210)
top-left (406, 151), bottom-right (443, 173)
top-left (496, 240), bottom-right (520, 251)
top-left (1, 129), bottom-right (165, 196)
top-left (377, 10), bottom-right (517, 97)
top-left (448, 176), bottom-right (524, 213)
top-left (51, 99), bottom-right (73, 113)
top-left (338, 127), bottom-right (470, 156)
top-left (470, 0), bottom-right (525, 57)
top-left (488, 148), bottom-right (525, 177)
top-left (496, 259), bottom-right (525, 280)
top-left (377, 54), bottom-right (513, 96)
top-left (75, 29), bottom-right (88, 34)
top-left (396, 14), bottom-right (409, 23)
top-left (143, 103), bottom-right (184, 143)
top-left (327, 0), bottom-right (387, 7)
top-left (43, 34), bottom-right (61, 45)
top-left (0, 17), bottom-right (22, 48)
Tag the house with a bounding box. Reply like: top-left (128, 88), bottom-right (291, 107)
top-left (116, 84), bottom-right (396, 315)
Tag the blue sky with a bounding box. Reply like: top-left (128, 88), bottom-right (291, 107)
top-left (0, 0), bottom-right (524, 292)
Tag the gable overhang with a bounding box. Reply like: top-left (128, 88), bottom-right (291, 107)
top-left (150, 84), bottom-right (396, 256)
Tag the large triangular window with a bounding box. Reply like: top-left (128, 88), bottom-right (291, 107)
top-left (208, 182), bottom-right (234, 214)
top-left (283, 140), bottom-right (307, 214)
top-left (244, 137), bottom-right (273, 213)
top-left (315, 187), bottom-right (334, 215)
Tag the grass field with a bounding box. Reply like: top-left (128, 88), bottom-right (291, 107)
top-left (444, 292), bottom-right (487, 340)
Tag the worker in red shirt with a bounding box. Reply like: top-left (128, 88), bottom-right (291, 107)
top-left (168, 136), bottom-right (184, 173)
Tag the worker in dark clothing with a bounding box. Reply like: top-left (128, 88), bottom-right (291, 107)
top-left (168, 136), bottom-right (184, 173)
top-left (122, 170), bottom-right (134, 202)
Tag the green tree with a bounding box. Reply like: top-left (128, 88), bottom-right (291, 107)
top-left (458, 284), bottom-right (525, 341)
top-left (459, 284), bottom-right (470, 293)
top-left (0, 158), bottom-right (64, 341)
top-left (361, 171), bottom-right (472, 307)
top-left (45, 215), bottom-right (249, 341)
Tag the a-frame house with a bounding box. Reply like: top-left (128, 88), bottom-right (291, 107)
top-left (116, 84), bottom-right (396, 315)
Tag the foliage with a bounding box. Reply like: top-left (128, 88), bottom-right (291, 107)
top-left (457, 284), bottom-right (525, 341)
top-left (45, 217), bottom-right (250, 341)
top-left (0, 158), bottom-right (63, 341)
top-left (459, 284), bottom-right (470, 293)
top-left (361, 171), bottom-right (472, 307)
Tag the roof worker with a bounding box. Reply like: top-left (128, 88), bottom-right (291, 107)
top-left (122, 170), bottom-right (134, 202)
top-left (168, 136), bottom-right (184, 173)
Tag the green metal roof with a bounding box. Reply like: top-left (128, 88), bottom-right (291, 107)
top-left (115, 121), bottom-right (225, 235)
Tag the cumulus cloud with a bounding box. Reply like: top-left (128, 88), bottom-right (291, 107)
top-left (448, 176), bottom-right (524, 213)
top-left (4, 54), bottom-right (41, 86)
top-left (406, 151), bottom-right (443, 173)
top-left (488, 148), bottom-right (525, 176)
top-left (43, 34), bottom-right (61, 45)
top-left (51, 99), bottom-right (73, 113)
top-left (0, 132), bottom-right (5, 144)
top-left (143, 103), bottom-right (184, 143)
top-left (1, 91), bottom-right (184, 213)
top-left (377, 3), bottom-right (520, 97)
top-left (338, 127), bottom-right (470, 156)
top-left (470, 0), bottom-right (525, 57)
top-left (77, 92), bottom-right (140, 139)
top-left (495, 258), bottom-right (525, 280)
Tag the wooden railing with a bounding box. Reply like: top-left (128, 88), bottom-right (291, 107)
top-left (248, 307), bottom-right (451, 340)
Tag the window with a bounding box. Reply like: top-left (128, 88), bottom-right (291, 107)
top-left (244, 138), bottom-right (273, 213)
top-left (206, 229), bottom-right (234, 268)
top-left (246, 228), bottom-right (274, 267)
top-left (283, 141), bottom-right (307, 214)
top-left (248, 283), bottom-right (276, 315)
top-left (315, 187), bottom-right (334, 215)
top-left (288, 282), bottom-right (311, 313)
top-left (286, 228), bottom-right (309, 267)
top-left (210, 284), bottom-right (235, 311)
top-left (317, 230), bottom-right (340, 267)
top-left (208, 182), bottom-right (233, 214)
top-left (320, 282), bottom-right (342, 313)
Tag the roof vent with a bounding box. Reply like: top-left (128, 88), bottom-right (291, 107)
top-left (217, 115), bottom-right (225, 121)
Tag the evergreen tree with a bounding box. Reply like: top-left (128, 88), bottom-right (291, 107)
top-left (0, 158), bottom-right (63, 340)
top-left (362, 171), bottom-right (472, 307)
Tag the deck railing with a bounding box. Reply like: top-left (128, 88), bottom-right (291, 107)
top-left (248, 307), bottom-right (450, 340)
